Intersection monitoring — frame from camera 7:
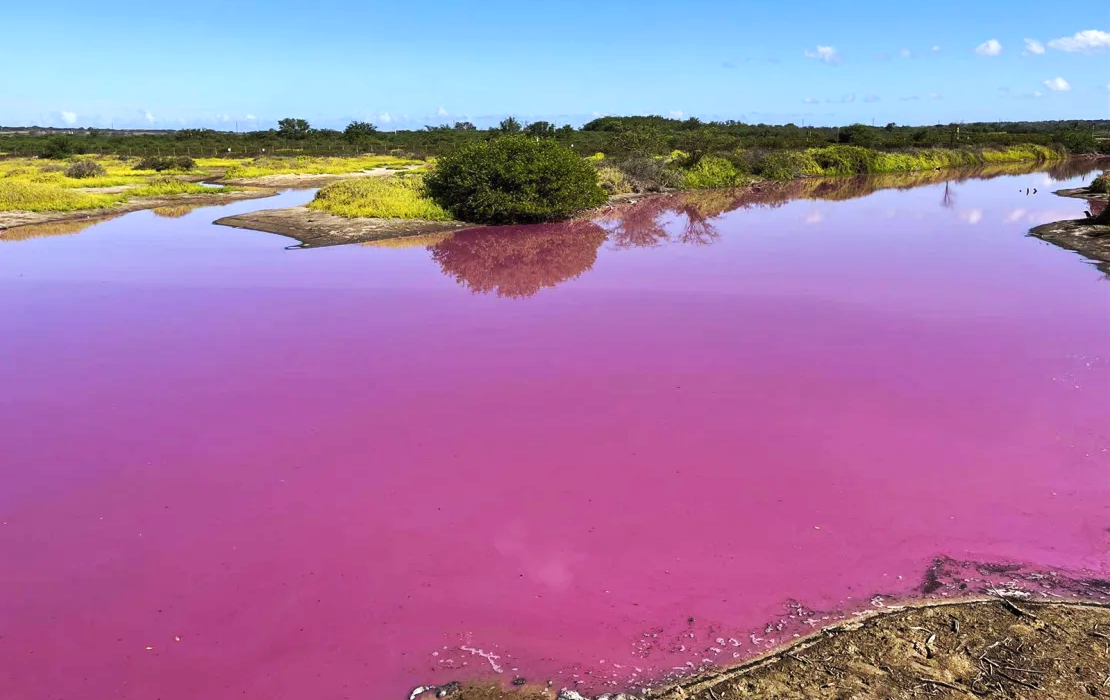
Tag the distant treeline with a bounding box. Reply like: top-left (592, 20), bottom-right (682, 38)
top-left (2, 116), bottom-right (1107, 159)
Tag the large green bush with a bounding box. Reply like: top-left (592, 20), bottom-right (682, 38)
top-left (424, 135), bottom-right (607, 224)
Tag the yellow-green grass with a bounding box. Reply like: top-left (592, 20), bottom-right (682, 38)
top-left (0, 180), bottom-right (125, 212)
top-left (752, 144), bottom-right (1065, 180)
top-left (222, 155), bottom-right (425, 179)
top-left (0, 159), bottom-right (235, 212)
top-left (0, 156), bottom-right (156, 188)
top-left (127, 179), bottom-right (232, 198)
top-left (308, 175), bottom-right (452, 221)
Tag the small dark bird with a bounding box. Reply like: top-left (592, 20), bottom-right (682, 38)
top-left (1033, 188), bottom-right (1038, 194)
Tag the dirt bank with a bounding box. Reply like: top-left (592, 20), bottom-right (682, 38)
top-left (0, 187), bottom-right (276, 233)
top-left (438, 599), bottom-right (1110, 700)
top-left (1029, 187), bottom-right (1110, 275)
top-left (213, 205), bottom-right (474, 248)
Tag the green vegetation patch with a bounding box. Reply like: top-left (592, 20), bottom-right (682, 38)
top-left (424, 135), bottom-right (607, 224)
top-left (308, 175), bottom-right (452, 221)
top-left (683, 156), bottom-right (748, 189)
top-left (223, 155), bottom-right (422, 180)
top-left (0, 180), bottom-right (123, 212)
top-left (1090, 172), bottom-right (1110, 194)
top-left (128, 178), bottom-right (231, 198)
top-left (749, 144), bottom-right (1065, 181)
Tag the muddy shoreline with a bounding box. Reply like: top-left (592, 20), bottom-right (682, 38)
top-left (0, 187), bottom-right (276, 234)
top-left (213, 205), bottom-right (474, 248)
top-left (433, 599), bottom-right (1110, 700)
top-left (1029, 186), bottom-right (1110, 274)
top-left (412, 555), bottom-right (1110, 700)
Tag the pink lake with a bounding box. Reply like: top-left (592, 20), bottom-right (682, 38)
top-left (1, 167), bottom-right (1108, 700)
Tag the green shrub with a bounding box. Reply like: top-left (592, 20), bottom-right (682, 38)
top-left (135, 156), bottom-right (195, 172)
top-left (595, 165), bottom-right (634, 194)
top-left (682, 156), bottom-right (745, 189)
top-left (424, 135), bottom-right (608, 224)
top-left (1090, 172), bottom-right (1110, 194)
top-left (609, 156), bottom-right (684, 192)
top-left (40, 137), bottom-right (75, 160)
top-left (64, 160), bottom-right (107, 179)
top-left (752, 150), bottom-right (821, 180)
top-left (1058, 130), bottom-right (1099, 155)
top-left (809, 145), bottom-right (880, 175)
top-left (308, 175), bottom-right (452, 220)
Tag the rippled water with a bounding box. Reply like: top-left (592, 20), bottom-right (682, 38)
top-left (1, 164), bottom-right (1108, 699)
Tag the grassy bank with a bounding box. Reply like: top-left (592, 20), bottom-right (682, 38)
top-left (303, 144), bottom-right (1070, 225)
top-left (307, 175), bottom-right (451, 220)
top-left (599, 144), bottom-right (1067, 193)
top-left (0, 156), bottom-right (235, 214)
top-left (221, 154), bottom-right (423, 180)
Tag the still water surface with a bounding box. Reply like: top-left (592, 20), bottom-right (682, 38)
top-left (1, 167), bottom-right (1108, 699)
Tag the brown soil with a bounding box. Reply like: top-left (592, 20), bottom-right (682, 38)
top-left (0, 188), bottom-right (276, 233)
top-left (1028, 187), bottom-right (1110, 275)
top-left (213, 206), bottom-right (474, 248)
top-left (442, 600), bottom-right (1110, 700)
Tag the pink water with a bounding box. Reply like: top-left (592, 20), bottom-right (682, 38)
top-left (1, 170), bottom-right (1108, 700)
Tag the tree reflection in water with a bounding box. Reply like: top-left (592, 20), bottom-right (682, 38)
top-left (598, 159), bottom-right (1110, 249)
top-left (423, 159), bottom-right (1110, 296)
top-left (430, 221), bottom-right (608, 298)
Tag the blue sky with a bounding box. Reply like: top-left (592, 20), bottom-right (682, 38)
top-left (1, 0), bottom-right (1107, 130)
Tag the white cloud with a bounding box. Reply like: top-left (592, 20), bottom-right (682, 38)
top-left (930, 92), bottom-right (942, 99)
top-left (1006, 209), bottom-right (1027, 223)
top-left (959, 209), bottom-right (984, 224)
top-left (863, 94), bottom-right (881, 103)
top-left (378, 112), bottom-right (392, 123)
top-left (931, 45), bottom-right (941, 52)
top-left (975, 39), bottom-right (1003, 56)
top-left (900, 48), bottom-right (912, 58)
top-left (60, 111), bottom-right (77, 125)
top-left (669, 110), bottom-right (684, 118)
top-left (841, 93), bottom-right (856, 103)
top-left (245, 114), bottom-right (257, 120)
top-left (1047, 29), bottom-right (1110, 53)
top-left (803, 97), bottom-right (819, 104)
top-left (1023, 38), bottom-right (1045, 55)
top-left (804, 45), bottom-right (841, 64)
top-left (437, 106), bottom-right (449, 117)
top-left (1043, 76), bottom-right (1071, 91)
top-left (804, 210), bottom-right (824, 224)
top-left (898, 95), bottom-right (921, 101)
top-left (144, 110), bottom-right (155, 124)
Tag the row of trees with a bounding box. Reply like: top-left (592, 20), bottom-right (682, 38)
top-left (3, 116), bottom-right (1107, 160)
